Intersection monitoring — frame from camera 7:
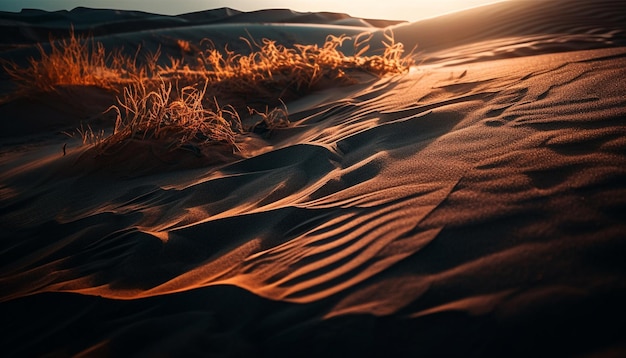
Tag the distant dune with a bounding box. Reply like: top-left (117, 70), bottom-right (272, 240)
top-left (1, 1), bottom-right (625, 357)
top-left (0, 7), bottom-right (404, 45)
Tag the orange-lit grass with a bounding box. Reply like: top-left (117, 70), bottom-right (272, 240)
top-left (1, 28), bottom-right (139, 94)
top-left (166, 30), bottom-right (413, 97)
top-left (102, 79), bottom-right (242, 153)
top-left (3, 29), bottom-right (413, 152)
top-left (248, 101), bottom-right (290, 137)
top-left (76, 124), bottom-right (107, 145)
top-left (2, 28), bottom-right (412, 96)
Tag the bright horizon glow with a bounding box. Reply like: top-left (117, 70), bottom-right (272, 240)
top-left (0, 0), bottom-right (509, 23)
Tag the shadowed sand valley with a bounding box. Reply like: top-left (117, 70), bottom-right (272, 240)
top-left (1, 1), bottom-right (625, 357)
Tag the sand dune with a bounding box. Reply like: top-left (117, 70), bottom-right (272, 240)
top-left (391, 0), bottom-right (626, 63)
top-left (1, 1), bottom-right (625, 357)
top-left (0, 7), bottom-right (401, 47)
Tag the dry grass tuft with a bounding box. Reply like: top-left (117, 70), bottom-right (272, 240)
top-left (62, 124), bottom-right (107, 146)
top-left (186, 30), bottom-right (413, 100)
top-left (102, 79), bottom-right (242, 153)
top-left (1, 28), bottom-right (138, 94)
top-left (248, 101), bottom-right (290, 137)
top-left (2, 28), bottom-right (412, 96)
top-left (2, 28), bottom-right (414, 153)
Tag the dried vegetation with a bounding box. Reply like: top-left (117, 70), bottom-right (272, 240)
top-left (2, 28), bottom-right (414, 153)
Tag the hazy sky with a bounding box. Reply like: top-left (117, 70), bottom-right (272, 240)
top-left (0, 0), bottom-right (507, 22)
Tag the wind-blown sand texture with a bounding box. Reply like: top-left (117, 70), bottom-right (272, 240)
top-left (1, 1), bottom-right (625, 357)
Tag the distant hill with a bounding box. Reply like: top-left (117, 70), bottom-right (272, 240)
top-left (0, 7), bottom-right (405, 45)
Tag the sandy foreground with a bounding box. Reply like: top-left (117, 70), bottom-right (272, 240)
top-left (1, 1), bottom-right (625, 357)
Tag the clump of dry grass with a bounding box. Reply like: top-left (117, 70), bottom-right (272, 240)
top-left (76, 124), bottom-right (107, 145)
top-left (183, 29), bottom-right (413, 100)
top-left (62, 124), bottom-right (107, 146)
top-left (248, 101), bottom-right (290, 137)
top-left (101, 79), bottom-right (242, 153)
top-left (2, 28), bottom-right (412, 98)
top-left (1, 28), bottom-right (138, 94)
top-left (2, 28), bottom-right (414, 153)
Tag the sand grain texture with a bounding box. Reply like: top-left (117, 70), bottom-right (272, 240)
top-left (1, 1), bottom-right (625, 357)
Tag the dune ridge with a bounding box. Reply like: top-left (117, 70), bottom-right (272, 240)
top-left (1, 1), bottom-right (626, 357)
top-left (391, 0), bottom-right (626, 63)
top-left (0, 7), bottom-right (403, 46)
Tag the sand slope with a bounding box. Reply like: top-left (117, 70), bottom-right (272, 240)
top-left (1, 1), bottom-right (626, 357)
